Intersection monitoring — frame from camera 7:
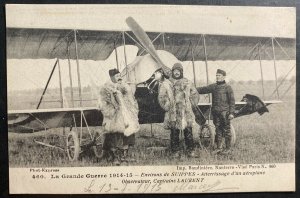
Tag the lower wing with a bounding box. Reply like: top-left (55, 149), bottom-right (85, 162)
top-left (197, 94), bottom-right (282, 122)
top-left (8, 107), bottom-right (103, 133)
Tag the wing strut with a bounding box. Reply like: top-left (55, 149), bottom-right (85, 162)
top-left (57, 59), bottom-right (64, 108)
top-left (257, 42), bottom-right (265, 100)
top-left (74, 30), bottom-right (83, 107)
top-left (202, 35), bottom-right (209, 87)
top-left (36, 59), bottom-right (58, 109)
top-left (271, 37), bottom-right (280, 99)
top-left (114, 39), bottom-right (120, 70)
top-left (191, 43), bottom-right (197, 86)
top-left (67, 38), bottom-right (75, 108)
top-left (122, 31), bottom-right (128, 78)
top-left (202, 34), bottom-right (212, 122)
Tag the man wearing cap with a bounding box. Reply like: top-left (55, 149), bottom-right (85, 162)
top-left (97, 68), bottom-right (140, 165)
top-left (166, 63), bottom-right (200, 157)
top-left (196, 69), bottom-right (235, 154)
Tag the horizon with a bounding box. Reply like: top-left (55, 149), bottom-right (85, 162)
top-left (7, 46), bottom-right (295, 92)
top-left (7, 77), bottom-right (294, 94)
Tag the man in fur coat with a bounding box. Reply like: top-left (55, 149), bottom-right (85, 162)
top-left (154, 69), bottom-right (176, 130)
top-left (157, 63), bottom-right (200, 157)
top-left (98, 69), bottom-right (140, 165)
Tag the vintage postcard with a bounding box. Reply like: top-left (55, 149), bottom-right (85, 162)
top-left (6, 4), bottom-right (295, 194)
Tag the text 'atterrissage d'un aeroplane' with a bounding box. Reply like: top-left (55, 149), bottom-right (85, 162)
top-left (7, 17), bottom-right (295, 161)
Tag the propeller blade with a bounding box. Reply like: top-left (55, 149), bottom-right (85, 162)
top-left (126, 17), bottom-right (171, 75)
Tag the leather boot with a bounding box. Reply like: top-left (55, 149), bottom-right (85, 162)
top-left (212, 137), bottom-right (223, 155)
top-left (170, 128), bottom-right (180, 153)
top-left (222, 136), bottom-right (232, 155)
top-left (184, 127), bottom-right (199, 158)
top-left (184, 127), bottom-right (195, 152)
top-left (121, 149), bottom-right (136, 162)
top-left (111, 148), bottom-right (121, 166)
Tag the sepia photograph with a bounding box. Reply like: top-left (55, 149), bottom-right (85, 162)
top-left (6, 4), bottom-right (295, 194)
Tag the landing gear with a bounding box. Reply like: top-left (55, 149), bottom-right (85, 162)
top-left (32, 110), bottom-right (104, 162)
top-left (230, 124), bottom-right (236, 146)
top-left (66, 131), bottom-right (80, 161)
top-left (199, 124), bottom-right (215, 149)
top-left (199, 123), bottom-right (236, 150)
top-left (67, 112), bottom-right (104, 161)
top-left (92, 131), bottom-right (104, 159)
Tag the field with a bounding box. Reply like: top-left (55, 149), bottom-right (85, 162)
top-left (8, 82), bottom-right (295, 167)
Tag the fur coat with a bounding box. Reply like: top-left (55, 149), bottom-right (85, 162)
top-left (157, 79), bottom-right (176, 129)
top-left (98, 81), bottom-right (140, 136)
top-left (171, 78), bottom-right (200, 130)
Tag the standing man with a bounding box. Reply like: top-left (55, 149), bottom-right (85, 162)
top-left (98, 69), bottom-right (140, 165)
top-left (154, 69), bottom-right (176, 130)
top-left (167, 63), bottom-right (200, 157)
top-left (197, 69), bottom-right (235, 154)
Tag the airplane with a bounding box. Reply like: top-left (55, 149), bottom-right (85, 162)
top-left (7, 17), bottom-right (295, 161)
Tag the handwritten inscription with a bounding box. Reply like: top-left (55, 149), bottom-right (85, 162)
top-left (82, 179), bottom-right (239, 193)
top-left (83, 179), bottom-right (163, 193)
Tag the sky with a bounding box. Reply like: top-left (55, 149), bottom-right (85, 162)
top-left (6, 5), bottom-right (296, 91)
top-left (6, 5), bottom-right (295, 38)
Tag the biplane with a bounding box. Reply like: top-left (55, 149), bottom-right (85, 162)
top-left (7, 17), bottom-right (295, 161)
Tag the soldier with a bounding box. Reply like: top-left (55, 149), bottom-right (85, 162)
top-left (161, 63), bottom-right (200, 157)
top-left (154, 69), bottom-right (176, 131)
top-left (196, 69), bottom-right (235, 154)
top-left (98, 69), bottom-right (140, 165)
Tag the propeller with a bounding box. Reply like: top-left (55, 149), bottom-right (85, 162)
top-left (126, 17), bottom-right (171, 76)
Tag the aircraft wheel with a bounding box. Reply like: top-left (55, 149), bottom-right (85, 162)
top-left (199, 124), bottom-right (215, 150)
top-left (231, 124), bottom-right (236, 146)
top-left (92, 131), bottom-right (104, 159)
top-left (66, 131), bottom-right (80, 161)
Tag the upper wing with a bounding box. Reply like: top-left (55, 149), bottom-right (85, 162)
top-left (8, 107), bottom-right (103, 133)
top-left (7, 28), bottom-right (122, 61)
top-left (126, 31), bottom-right (295, 61)
top-left (7, 28), bottom-right (295, 61)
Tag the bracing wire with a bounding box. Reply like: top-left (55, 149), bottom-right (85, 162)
top-left (9, 61), bottom-right (59, 99)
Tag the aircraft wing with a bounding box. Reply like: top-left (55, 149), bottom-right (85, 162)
top-left (7, 28), bottom-right (123, 61)
top-left (197, 99), bottom-right (282, 120)
top-left (134, 32), bottom-right (295, 61)
top-left (8, 107), bottom-right (103, 133)
top-left (7, 28), bottom-right (295, 61)
top-left (135, 87), bottom-right (282, 127)
top-left (8, 95), bottom-right (282, 133)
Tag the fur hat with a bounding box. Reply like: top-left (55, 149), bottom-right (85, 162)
top-left (172, 63), bottom-right (183, 72)
top-left (109, 68), bottom-right (120, 77)
top-left (172, 63), bottom-right (183, 79)
top-left (216, 69), bottom-right (226, 76)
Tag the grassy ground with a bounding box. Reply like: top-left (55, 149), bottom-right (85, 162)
top-left (8, 97), bottom-right (295, 167)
